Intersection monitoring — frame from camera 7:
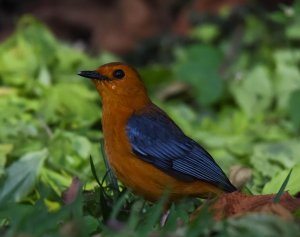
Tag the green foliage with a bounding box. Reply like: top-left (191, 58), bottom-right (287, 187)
top-left (0, 149), bottom-right (47, 202)
top-left (0, 16), bottom-right (112, 187)
top-left (1, 2), bottom-right (300, 236)
top-left (223, 214), bottom-right (300, 237)
top-left (273, 169), bottom-right (293, 203)
top-left (263, 164), bottom-right (300, 196)
top-left (230, 66), bottom-right (273, 118)
top-left (288, 89), bottom-right (300, 130)
top-left (173, 44), bottom-right (224, 105)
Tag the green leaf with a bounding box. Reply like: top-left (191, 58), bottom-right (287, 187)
top-left (0, 16), bottom-right (58, 87)
top-left (90, 155), bottom-right (102, 187)
top-left (0, 149), bottom-right (47, 202)
top-left (230, 65), bottom-right (273, 117)
top-left (243, 15), bottom-right (267, 44)
top-left (84, 215), bottom-right (99, 234)
top-left (286, 20), bottom-right (300, 39)
top-left (136, 195), bottom-right (167, 233)
top-left (225, 213), bottom-right (299, 237)
top-left (190, 24), bottom-right (220, 42)
top-left (288, 89), bottom-right (300, 130)
top-left (16, 16), bottom-right (57, 62)
top-left (40, 168), bottom-right (72, 195)
top-left (48, 130), bottom-right (92, 172)
top-left (268, 11), bottom-right (289, 23)
top-left (139, 65), bottom-right (172, 90)
top-left (263, 164), bottom-right (300, 196)
top-left (0, 36), bottom-right (38, 86)
top-left (39, 82), bottom-right (99, 126)
top-left (250, 140), bottom-right (300, 178)
top-left (274, 50), bottom-right (300, 111)
top-left (0, 144), bottom-right (13, 177)
top-left (173, 44), bottom-right (223, 105)
top-left (273, 169), bottom-right (293, 203)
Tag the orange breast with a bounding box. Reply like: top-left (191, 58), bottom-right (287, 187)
top-left (101, 103), bottom-right (223, 202)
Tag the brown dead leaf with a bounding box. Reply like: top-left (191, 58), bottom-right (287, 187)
top-left (61, 177), bottom-right (81, 205)
top-left (59, 221), bottom-right (81, 237)
top-left (106, 219), bottom-right (127, 233)
top-left (253, 203), bottom-right (294, 221)
top-left (191, 191), bottom-right (300, 221)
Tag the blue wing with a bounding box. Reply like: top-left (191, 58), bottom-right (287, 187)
top-left (126, 104), bottom-right (236, 192)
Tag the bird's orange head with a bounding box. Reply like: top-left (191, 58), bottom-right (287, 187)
top-left (78, 62), bottom-right (150, 108)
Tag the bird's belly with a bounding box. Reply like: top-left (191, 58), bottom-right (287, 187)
top-left (106, 150), bottom-right (222, 202)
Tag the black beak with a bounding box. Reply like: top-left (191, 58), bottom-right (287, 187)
top-left (77, 70), bottom-right (110, 80)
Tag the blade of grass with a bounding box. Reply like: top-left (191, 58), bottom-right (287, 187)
top-left (109, 190), bottom-right (129, 220)
top-left (187, 200), bottom-right (214, 237)
top-left (273, 169), bottom-right (293, 203)
top-left (100, 139), bottom-right (120, 197)
top-left (99, 184), bottom-right (112, 222)
top-left (89, 155), bottom-right (101, 187)
top-left (137, 192), bottom-right (169, 233)
top-left (90, 155), bottom-right (112, 221)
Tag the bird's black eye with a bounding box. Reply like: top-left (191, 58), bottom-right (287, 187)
top-left (113, 69), bottom-right (125, 79)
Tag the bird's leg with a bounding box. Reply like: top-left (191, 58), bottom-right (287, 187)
top-left (160, 208), bottom-right (170, 227)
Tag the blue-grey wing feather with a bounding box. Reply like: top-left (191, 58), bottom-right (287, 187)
top-left (126, 105), bottom-right (236, 192)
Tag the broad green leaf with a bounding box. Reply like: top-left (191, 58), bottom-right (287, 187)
top-left (263, 164), bottom-right (300, 195)
top-left (54, 43), bottom-right (92, 75)
top-left (0, 36), bottom-right (38, 86)
top-left (139, 65), bottom-right (172, 90)
top-left (0, 16), bottom-right (57, 87)
top-left (16, 16), bottom-right (57, 62)
top-left (250, 140), bottom-right (300, 178)
top-left (210, 149), bottom-right (237, 172)
top-left (268, 11), bottom-right (289, 23)
top-left (190, 24), bottom-right (220, 42)
top-left (84, 215), bottom-right (99, 234)
top-left (286, 20), bottom-right (300, 39)
top-left (243, 15), bottom-right (267, 44)
top-left (0, 144), bottom-right (13, 177)
top-left (40, 168), bottom-right (72, 195)
top-left (274, 50), bottom-right (300, 111)
top-left (288, 89), bottom-right (300, 129)
top-left (0, 149), bottom-right (47, 202)
top-left (230, 65), bottom-right (273, 117)
top-left (163, 103), bottom-right (196, 136)
top-left (48, 130), bottom-right (92, 173)
top-left (44, 198), bottom-right (61, 212)
top-left (39, 82), bottom-right (99, 126)
top-left (273, 169), bottom-right (293, 203)
top-left (173, 44), bottom-right (223, 105)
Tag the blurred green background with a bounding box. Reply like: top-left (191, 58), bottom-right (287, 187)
top-left (0, 0), bottom-right (300, 236)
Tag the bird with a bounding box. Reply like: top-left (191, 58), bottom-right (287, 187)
top-left (78, 62), bottom-right (236, 204)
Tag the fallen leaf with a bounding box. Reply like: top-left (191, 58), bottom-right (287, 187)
top-left (61, 177), bottom-right (81, 204)
top-left (253, 203), bottom-right (293, 221)
top-left (191, 191), bottom-right (300, 221)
